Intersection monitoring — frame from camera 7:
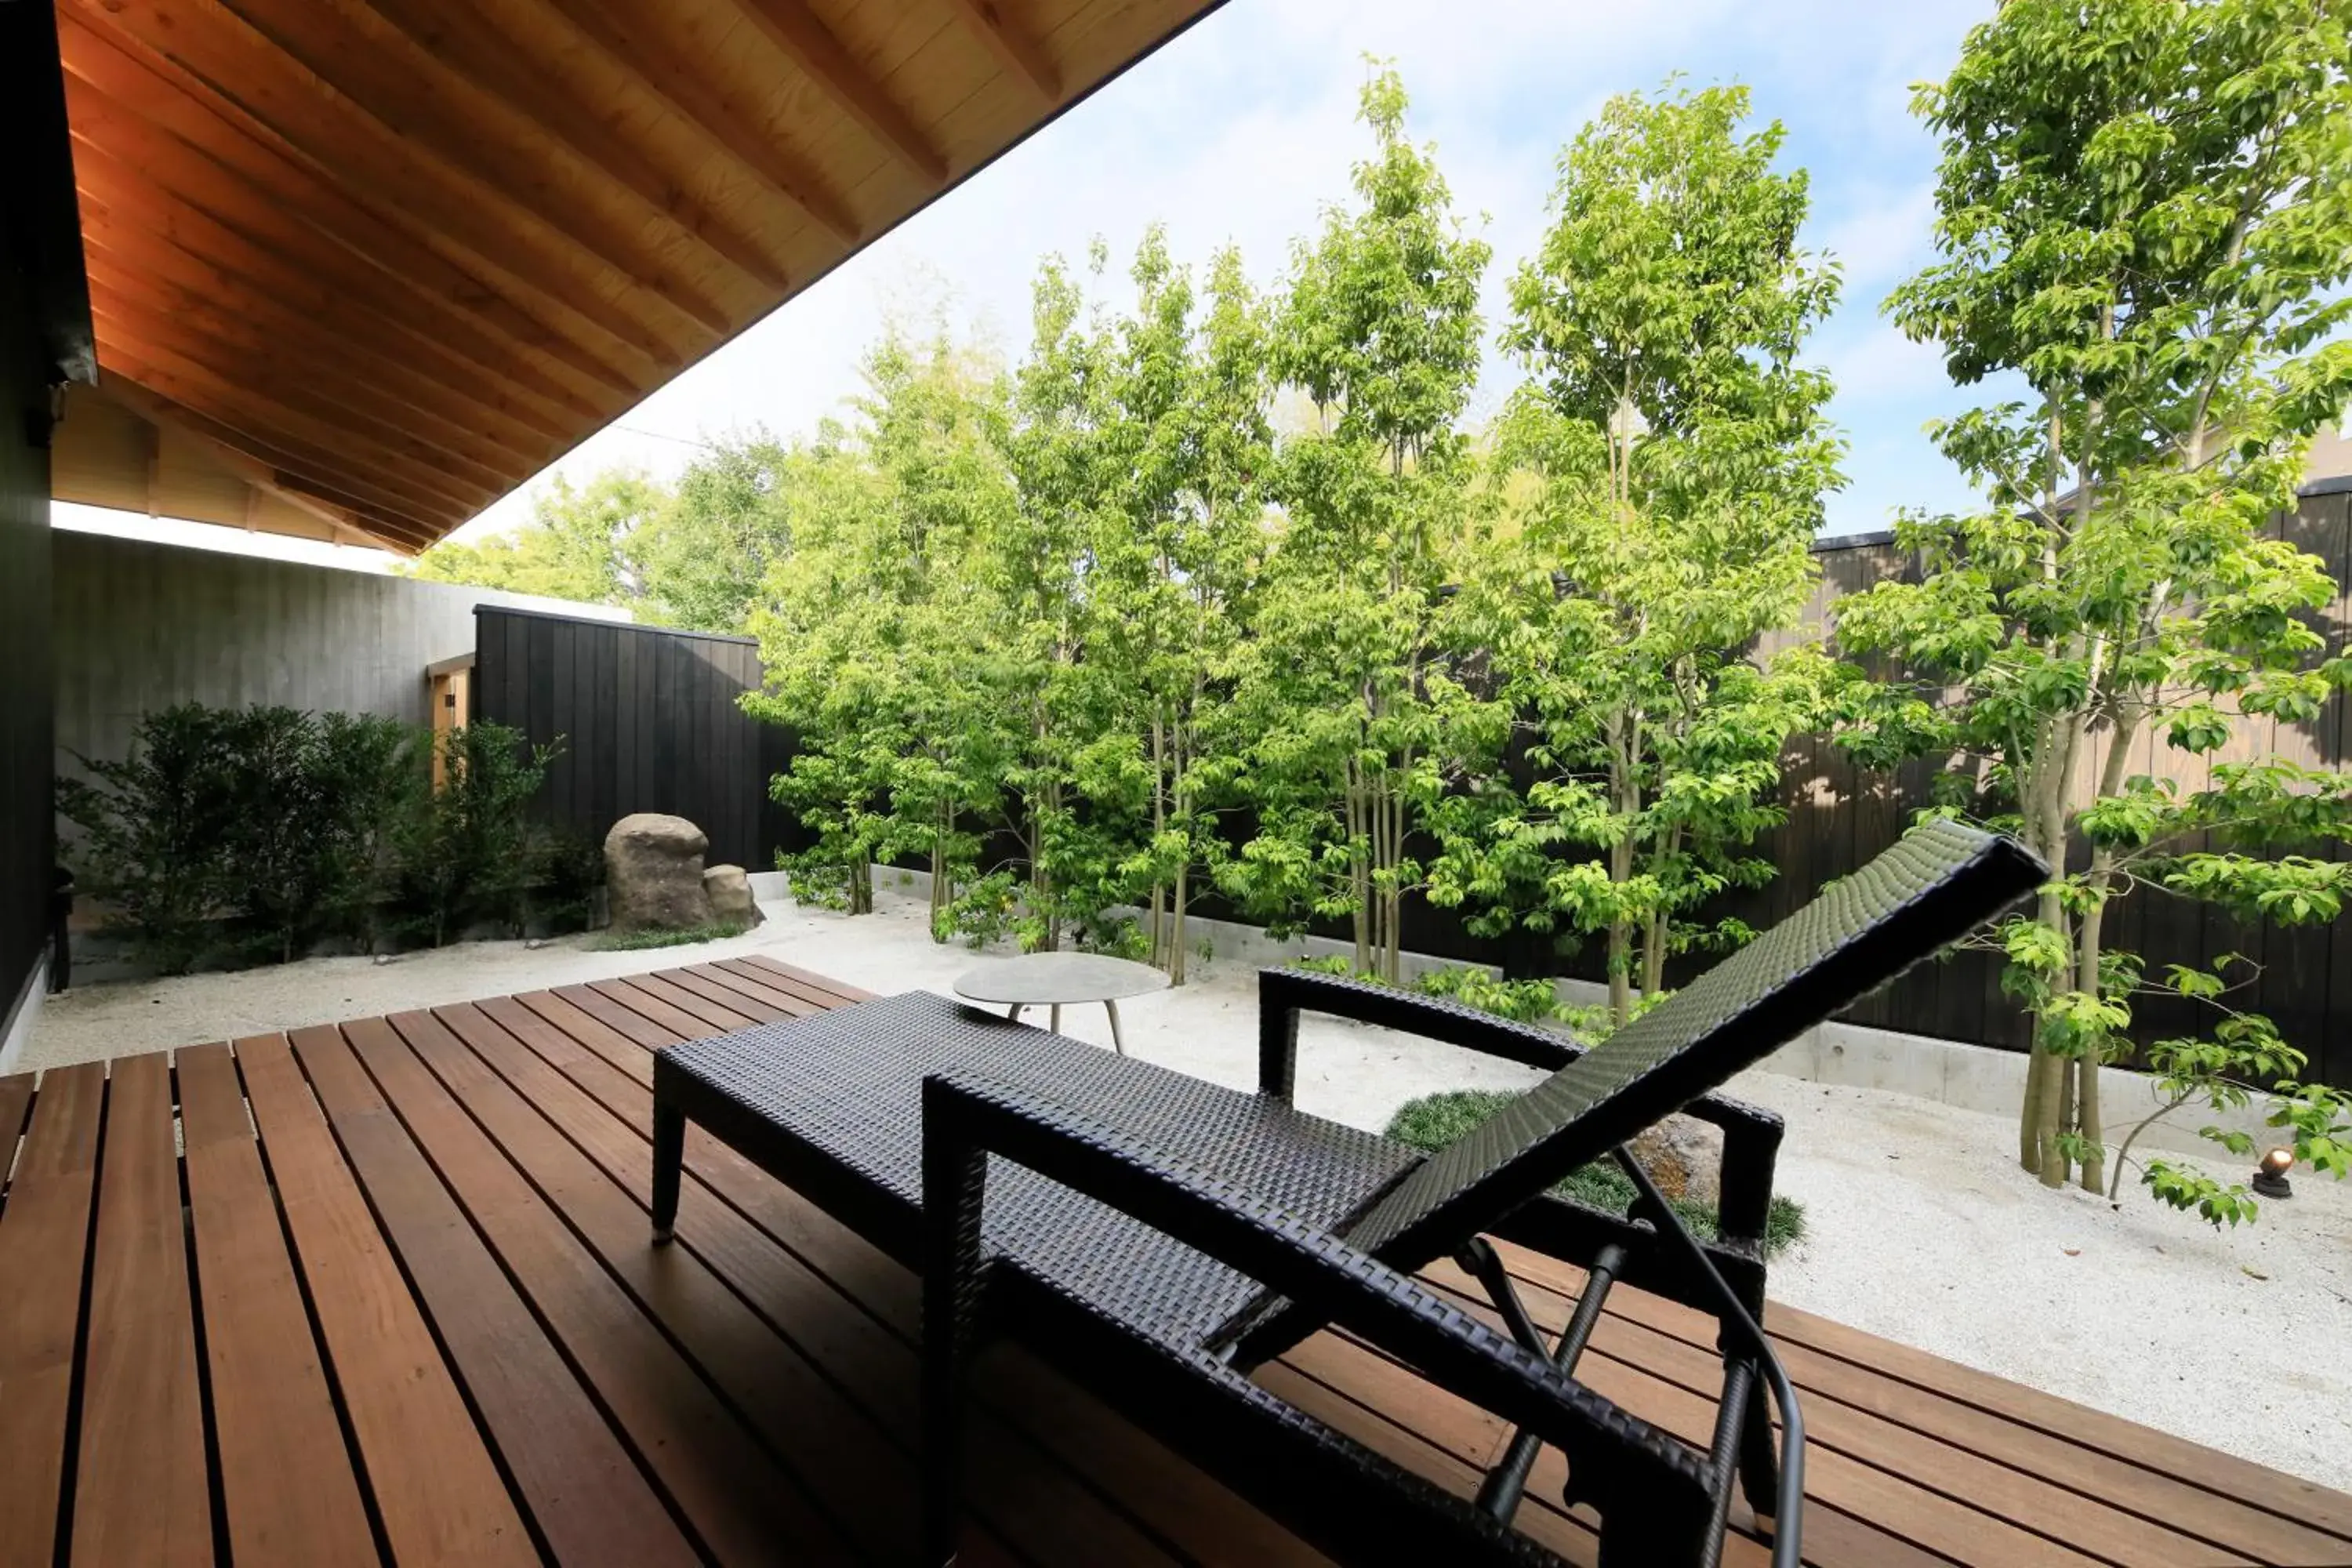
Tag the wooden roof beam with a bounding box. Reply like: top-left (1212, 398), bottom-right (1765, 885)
top-left (59, 89), bottom-right (626, 418)
top-left (942, 0), bottom-right (1060, 103)
top-left (82, 242), bottom-right (567, 456)
top-left (100, 377), bottom-right (444, 550)
top-left (734, 0), bottom-right (949, 183)
top-left (350, 0), bottom-right (793, 293)
top-left (63, 0), bottom-right (685, 368)
top-left (95, 332), bottom-right (497, 520)
top-left (536, 0), bottom-right (862, 244)
top-left (87, 280), bottom-right (536, 483)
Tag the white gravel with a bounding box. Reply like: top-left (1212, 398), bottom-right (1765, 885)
top-left (25, 881), bottom-right (2352, 1494)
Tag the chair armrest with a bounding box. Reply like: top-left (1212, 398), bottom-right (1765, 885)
top-left (1257, 968), bottom-right (1576, 1099)
top-left (920, 1067), bottom-right (1715, 1515)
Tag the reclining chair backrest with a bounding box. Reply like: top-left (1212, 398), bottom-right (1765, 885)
top-left (1341, 818), bottom-right (2046, 1269)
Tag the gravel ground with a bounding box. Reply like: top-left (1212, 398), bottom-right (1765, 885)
top-left (25, 880), bottom-right (2352, 1493)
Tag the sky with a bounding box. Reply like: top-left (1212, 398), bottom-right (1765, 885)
top-left (63, 0), bottom-right (2009, 565)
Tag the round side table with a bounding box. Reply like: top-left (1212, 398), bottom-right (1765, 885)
top-left (950, 952), bottom-right (1171, 1054)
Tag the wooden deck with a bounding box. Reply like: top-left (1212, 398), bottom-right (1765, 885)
top-left (2, 956), bottom-right (2347, 1567)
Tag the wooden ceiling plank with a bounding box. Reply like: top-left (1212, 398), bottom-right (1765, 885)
top-left (64, 0), bottom-right (686, 369)
top-left (64, 118), bottom-right (619, 426)
top-left (96, 332), bottom-right (498, 520)
top-left (205, 0), bottom-right (733, 336)
top-left (536, 0), bottom-right (862, 244)
top-left (734, 0), bottom-right (949, 183)
top-left (76, 197), bottom-right (594, 471)
top-left (350, 0), bottom-right (793, 294)
top-left (940, 0), bottom-right (1061, 103)
top-left (89, 281), bottom-right (535, 484)
top-left (102, 376), bottom-right (447, 548)
top-left (59, 13), bottom-right (651, 401)
top-left (82, 252), bottom-right (557, 465)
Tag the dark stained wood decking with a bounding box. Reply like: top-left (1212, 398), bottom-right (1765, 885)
top-left (2, 955), bottom-right (2347, 1566)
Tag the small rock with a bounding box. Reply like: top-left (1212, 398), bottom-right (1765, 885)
top-left (1627, 1113), bottom-right (1724, 1207)
top-left (702, 863), bottom-right (763, 929)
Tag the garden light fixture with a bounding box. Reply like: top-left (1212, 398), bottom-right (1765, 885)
top-left (2251, 1147), bottom-right (2295, 1200)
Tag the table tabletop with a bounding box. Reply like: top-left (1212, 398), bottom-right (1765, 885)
top-left (950, 951), bottom-right (1172, 1006)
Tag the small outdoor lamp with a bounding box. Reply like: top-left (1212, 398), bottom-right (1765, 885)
top-left (2251, 1146), bottom-right (2295, 1200)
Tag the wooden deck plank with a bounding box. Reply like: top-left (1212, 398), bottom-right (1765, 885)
top-left (233, 1033), bottom-right (539, 1568)
top-left (337, 1013), bottom-right (858, 1566)
top-left (1482, 1242), bottom-right (2352, 1564)
top-left (1416, 1258), bottom-right (2256, 1568)
top-left (176, 1042), bottom-right (377, 1568)
top-left (288, 1023), bottom-right (699, 1568)
top-left (0, 1063), bottom-right (107, 1568)
top-left (673, 960), bottom-right (829, 1017)
top-left (19, 966), bottom-right (2352, 1568)
top-left (586, 975), bottom-right (737, 1040)
top-left (71, 1051), bottom-right (212, 1568)
top-left (394, 1004), bottom-right (916, 1562)
top-left (731, 953), bottom-right (876, 1004)
top-left (0, 1069), bottom-right (35, 1165)
top-left (443, 998), bottom-right (1223, 1566)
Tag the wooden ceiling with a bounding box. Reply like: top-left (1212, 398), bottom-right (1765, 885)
top-left (56, 0), bottom-right (1224, 554)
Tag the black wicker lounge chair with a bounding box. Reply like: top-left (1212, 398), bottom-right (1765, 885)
top-left (650, 819), bottom-right (2043, 1567)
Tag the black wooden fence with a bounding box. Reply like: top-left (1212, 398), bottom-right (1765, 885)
top-left (470, 607), bottom-right (775, 871)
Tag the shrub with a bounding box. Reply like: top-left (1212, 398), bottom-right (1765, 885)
top-left (58, 704), bottom-right (252, 975)
top-left (588, 920), bottom-right (750, 952)
top-left (1386, 1089), bottom-right (1806, 1256)
top-left (59, 703), bottom-right (558, 968)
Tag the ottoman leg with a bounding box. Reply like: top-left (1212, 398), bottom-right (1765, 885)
top-left (651, 1100), bottom-right (685, 1243)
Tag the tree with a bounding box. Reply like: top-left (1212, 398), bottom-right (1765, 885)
top-left (633, 432), bottom-right (796, 631)
top-left (1090, 230), bottom-right (1274, 981)
top-left (1225, 64), bottom-right (1503, 982)
top-left (745, 334), bottom-right (1016, 923)
top-left (1436, 82), bottom-right (1845, 1027)
top-left (1838, 0), bottom-right (2352, 1208)
top-left (404, 470), bottom-right (662, 607)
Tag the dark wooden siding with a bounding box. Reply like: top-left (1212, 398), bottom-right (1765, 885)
top-left (1733, 493), bottom-right (2352, 1087)
top-left (2, 0), bottom-right (93, 1040)
top-left (471, 608), bottom-right (768, 871)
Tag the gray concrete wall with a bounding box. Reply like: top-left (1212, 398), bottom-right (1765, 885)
top-left (53, 528), bottom-right (630, 779)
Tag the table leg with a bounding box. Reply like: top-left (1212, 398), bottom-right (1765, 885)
top-left (1005, 1003), bottom-right (1023, 1023)
top-left (1105, 999), bottom-right (1125, 1056)
top-left (1049, 1003), bottom-right (1062, 1035)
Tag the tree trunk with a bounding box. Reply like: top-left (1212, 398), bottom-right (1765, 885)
top-left (1171, 862), bottom-right (1189, 986)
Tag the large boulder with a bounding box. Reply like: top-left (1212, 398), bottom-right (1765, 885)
top-left (702, 863), bottom-right (762, 929)
top-left (604, 814), bottom-right (713, 932)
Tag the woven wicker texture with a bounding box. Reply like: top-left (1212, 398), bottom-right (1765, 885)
top-left (1345, 818), bottom-right (2031, 1256)
top-left (663, 992), bottom-right (1421, 1345)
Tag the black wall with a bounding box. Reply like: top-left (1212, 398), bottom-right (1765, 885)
top-left (3, 0), bottom-right (94, 1038)
top-left (471, 607), bottom-right (770, 870)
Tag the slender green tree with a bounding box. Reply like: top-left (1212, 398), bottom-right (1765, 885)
top-left (634, 432), bottom-right (797, 631)
top-left (1091, 230), bottom-right (1274, 980)
top-left (1226, 64), bottom-right (1504, 982)
top-left (1436, 82), bottom-right (1845, 1026)
top-left (1838, 0), bottom-right (2352, 1208)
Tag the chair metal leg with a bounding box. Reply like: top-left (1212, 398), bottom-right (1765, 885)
top-left (650, 1100), bottom-right (685, 1243)
top-left (1105, 999), bottom-right (1125, 1054)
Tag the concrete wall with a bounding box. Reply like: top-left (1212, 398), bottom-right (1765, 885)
top-left (53, 528), bottom-right (630, 781)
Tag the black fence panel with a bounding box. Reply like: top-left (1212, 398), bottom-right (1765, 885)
top-left (472, 607), bottom-right (770, 871)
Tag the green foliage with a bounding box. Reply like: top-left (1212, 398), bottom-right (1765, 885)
top-left (1836, 0), bottom-right (2352, 1203)
top-left (1385, 1090), bottom-right (1806, 1254)
top-left (633, 433), bottom-right (798, 631)
top-left (1432, 81), bottom-right (1843, 1025)
top-left (405, 470), bottom-right (663, 608)
top-left (589, 920), bottom-right (751, 952)
top-left (59, 704), bottom-right (561, 971)
top-left (1410, 964), bottom-right (1568, 1025)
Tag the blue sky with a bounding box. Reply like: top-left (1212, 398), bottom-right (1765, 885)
top-left (72, 2), bottom-right (2009, 561)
